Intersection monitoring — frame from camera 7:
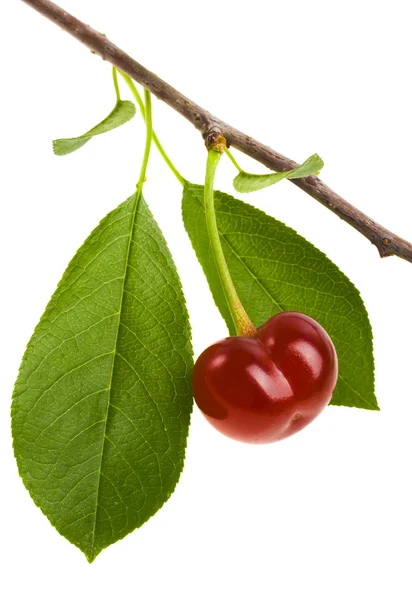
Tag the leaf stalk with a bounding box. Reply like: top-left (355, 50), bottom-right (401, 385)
top-left (137, 89), bottom-right (153, 191)
top-left (224, 147), bottom-right (243, 172)
top-left (119, 72), bottom-right (186, 187)
top-left (112, 67), bottom-right (121, 102)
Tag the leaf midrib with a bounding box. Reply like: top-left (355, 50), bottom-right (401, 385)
top-left (90, 191), bottom-right (140, 554)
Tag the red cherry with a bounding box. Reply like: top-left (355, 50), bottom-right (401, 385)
top-left (192, 312), bottom-right (338, 444)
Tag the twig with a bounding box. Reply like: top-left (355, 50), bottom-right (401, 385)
top-left (21, 0), bottom-right (412, 263)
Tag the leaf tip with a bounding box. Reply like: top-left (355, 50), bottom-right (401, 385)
top-left (313, 153), bottom-right (324, 171)
top-left (52, 139), bottom-right (63, 156)
top-left (84, 548), bottom-right (101, 564)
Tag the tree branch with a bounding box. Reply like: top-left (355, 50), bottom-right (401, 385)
top-left (21, 0), bottom-right (412, 263)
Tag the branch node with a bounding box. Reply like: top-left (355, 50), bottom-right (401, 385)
top-left (204, 127), bottom-right (226, 153)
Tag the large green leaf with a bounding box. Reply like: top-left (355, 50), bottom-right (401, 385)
top-left (53, 100), bottom-right (136, 156)
top-left (182, 183), bottom-right (376, 411)
top-left (233, 153), bottom-right (323, 193)
top-left (12, 192), bottom-right (193, 562)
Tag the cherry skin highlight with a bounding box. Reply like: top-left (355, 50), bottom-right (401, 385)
top-left (192, 312), bottom-right (338, 444)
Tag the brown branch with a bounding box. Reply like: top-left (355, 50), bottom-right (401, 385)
top-left (21, 0), bottom-right (412, 263)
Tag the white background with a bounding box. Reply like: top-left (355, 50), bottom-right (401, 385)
top-left (1, 1), bottom-right (412, 598)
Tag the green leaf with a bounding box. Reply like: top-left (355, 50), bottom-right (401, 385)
top-left (233, 153), bottom-right (324, 193)
top-left (182, 183), bottom-right (377, 411)
top-left (12, 192), bottom-right (193, 562)
top-left (53, 100), bottom-right (136, 156)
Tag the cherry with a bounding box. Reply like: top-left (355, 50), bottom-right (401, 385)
top-left (192, 312), bottom-right (338, 444)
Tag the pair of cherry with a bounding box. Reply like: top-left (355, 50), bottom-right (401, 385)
top-left (192, 312), bottom-right (338, 444)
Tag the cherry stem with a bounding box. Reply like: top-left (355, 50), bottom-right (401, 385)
top-left (204, 146), bottom-right (256, 337)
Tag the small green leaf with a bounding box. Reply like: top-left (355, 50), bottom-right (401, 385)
top-left (53, 100), bottom-right (136, 156)
top-left (12, 192), bottom-right (193, 562)
top-left (233, 153), bottom-right (324, 193)
top-left (182, 183), bottom-right (377, 411)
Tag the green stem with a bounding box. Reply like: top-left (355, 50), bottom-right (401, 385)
top-left (204, 149), bottom-right (256, 337)
top-left (118, 71), bottom-right (186, 186)
top-left (225, 147), bottom-right (243, 172)
top-left (153, 132), bottom-right (186, 186)
top-left (137, 89), bottom-right (153, 191)
top-left (112, 67), bottom-right (121, 102)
